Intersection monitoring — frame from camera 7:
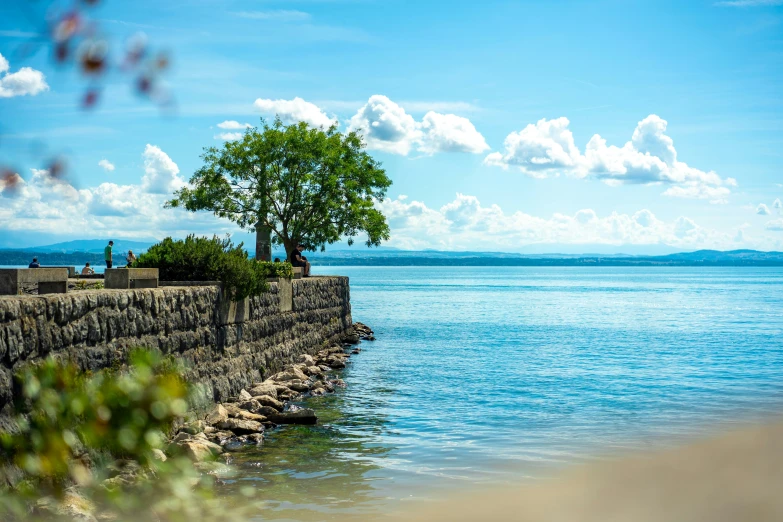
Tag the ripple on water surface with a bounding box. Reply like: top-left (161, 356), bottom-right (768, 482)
top-left (219, 266), bottom-right (783, 520)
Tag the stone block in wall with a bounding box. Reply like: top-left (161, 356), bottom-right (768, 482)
top-left (105, 269), bottom-right (159, 290)
top-left (159, 281), bottom-right (221, 287)
top-left (47, 266), bottom-right (77, 277)
top-left (217, 293), bottom-right (250, 326)
top-left (38, 281), bottom-right (67, 294)
top-left (291, 277), bottom-right (350, 312)
top-left (0, 268), bottom-right (69, 295)
top-left (276, 278), bottom-right (293, 313)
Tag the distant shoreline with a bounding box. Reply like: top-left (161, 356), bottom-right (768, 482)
top-left (4, 259), bottom-right (783, 268)
top-left (308, 258), bottom-right (783, 267)
top-left (3, 248), bottom-right (783, 268)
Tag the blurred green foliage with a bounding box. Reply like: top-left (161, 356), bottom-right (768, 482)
top-left (0, 349), bottom-right (256, 521)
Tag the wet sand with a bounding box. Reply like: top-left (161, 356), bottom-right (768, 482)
top-left (385, 420), bottom-right (783, 522)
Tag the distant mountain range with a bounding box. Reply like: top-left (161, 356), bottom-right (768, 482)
top-left (0, 239), bottom-right (156, 267)
top-left (3, 239), bottom-right (157, 254)
top-left (1, 242), bottom-right (782, 267)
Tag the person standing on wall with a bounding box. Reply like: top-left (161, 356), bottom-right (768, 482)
top-left (105, 240), bottom-right (114, 269)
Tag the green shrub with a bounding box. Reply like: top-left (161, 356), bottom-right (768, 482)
top-left (133, 235), bottom-right (292, 300)
top-left (258, 260), bottom-right (294, 279)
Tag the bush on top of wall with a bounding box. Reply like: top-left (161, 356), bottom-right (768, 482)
top-left (133, 235), bottom-right (292, 300)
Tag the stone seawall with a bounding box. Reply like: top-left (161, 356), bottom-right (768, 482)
top-left (0, 276), bottom-right (352, 410)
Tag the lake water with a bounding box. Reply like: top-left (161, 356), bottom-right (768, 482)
top-left (0, 264), bottom-right (106, 273)
top-left (216, 266), bottom-right (783, 521)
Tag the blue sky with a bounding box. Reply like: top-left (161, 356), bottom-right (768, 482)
top-left (1, 0), bottom-right (782, 253)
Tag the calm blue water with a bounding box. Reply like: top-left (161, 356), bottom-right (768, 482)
top-left (222, 266), bottom-right (783, 520)
top-left (0, 264), bottom-right (106, 273)
top-left (6, 264), bottom-right (781, 515)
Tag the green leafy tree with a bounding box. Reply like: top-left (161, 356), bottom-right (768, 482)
top-left (167, 119), bottom-right (392, 258)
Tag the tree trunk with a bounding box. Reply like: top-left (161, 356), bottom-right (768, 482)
top-left (255, 223), bottom-right (272, 261)
top-left (282, 238), bottom-right (296, 262)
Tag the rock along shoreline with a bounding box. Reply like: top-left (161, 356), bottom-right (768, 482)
top-left (165, 322), bottom-right (376, 468)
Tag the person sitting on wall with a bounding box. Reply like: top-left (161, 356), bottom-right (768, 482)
top-left (126, 250), bottom-right (137, 267)
top-left (289, 243), bottom-right (311, 277)
top-left (28, 257), bottom-right (40, 268)
top-left (81, 263), bottom-right (95, 275)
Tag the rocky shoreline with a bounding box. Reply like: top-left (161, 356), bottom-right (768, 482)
top-left (162, 321), bottom-right (375, 469)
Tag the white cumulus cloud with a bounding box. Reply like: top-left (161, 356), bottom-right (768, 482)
top-left (98, 159), bottom-right (115, 172)
top-left (661, 184), bottom-right (731, 204)
top-left (766, 219), bottom-right (783, 231)
top-left (485, 114), bottom-right (735, 202)
top-left (214, 132), bottom-right (244, 141)
top-left (0, 52), bottom-right (49, 98)
top-left (348, 95), bottom-right (422, 155)
top-left (419, 111), bottom-right (490, 154)
top-left (715, 1), bottom-right (783, 6)
top-left (484, 117), bottom-right (581, 178)
top-left (217, 120), bottom-right (252, 130)
top-left (347, 95), bottom-right (489, 156)
top-left (233, 10), bottom-right (311, 22)
top-left (90, 183), bottom-right (145, 217)
top-left (773, 198), bottom-right (782, 211)
top-left (141, 144), bottom-right (186, 195)
top-left (254, 96), bottom-right (336, 128)
top-left (574, 208), bottom-right (598, 224)
top-left (633, 209), bottom-right (656, 228)
top-left (757, 203), bottom-right (771, 215)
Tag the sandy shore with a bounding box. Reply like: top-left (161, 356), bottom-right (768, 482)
top-left (385, 420), bottom-right (783, 522)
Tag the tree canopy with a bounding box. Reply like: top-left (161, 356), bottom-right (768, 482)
top-left (167, 119), bottom-right (392, 257)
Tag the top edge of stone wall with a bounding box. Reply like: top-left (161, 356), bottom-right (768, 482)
top-left (160, 281), bottom-right (222, 287)
top-left (0, 276), bottom-right (346, 302)
top-left (0, 285), bottom-right (223, 301)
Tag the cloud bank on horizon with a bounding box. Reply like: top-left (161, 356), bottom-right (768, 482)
top-left (377, 193), bottom-right (759, 252)
top-left (0, 145), bottom-right (218, 243)
top-left (0, 145), bottom-right (780, 251)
